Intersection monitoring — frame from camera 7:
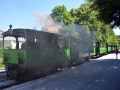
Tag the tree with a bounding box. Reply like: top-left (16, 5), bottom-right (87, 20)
top-left (50, 3), bottom-right (118, 45)
top-left (70, 3), bottom-right (101, 32)
top-left (59, 23), bottom-right (90, 39)
top-left (87, 0), bottom-right (120, 28)
top-left (70, 3), bottom-right (118, 43)
top-left (70, 3), bottom-right (101, 41)
top-left (51, 5), bottom-right (73, 25)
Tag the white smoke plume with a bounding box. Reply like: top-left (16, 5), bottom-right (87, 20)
top-left (33, 12), bottom-right (61, 33)
top-left (32, 12), bottom-right (96, 42)
top-left (33, 12), bottom-right (46, 26)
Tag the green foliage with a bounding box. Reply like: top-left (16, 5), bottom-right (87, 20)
top-left (116, 35), bottom-right (120, 45)
top-left (87, 0), bottom-right (120, 28)
top-left (59, 23), bottom-right (90, 39)
top-left (69, 2), bottom-right (119, 45)
top-left (0, 48), bottom-right (3, 58)
top-left (0, 58), bottom-right (4, 69)
top-left (50, 2), bottom-right (118, 45)
top-left (0, 48), bottom-right (4, 69)
top-left (70, 4), bottom-right (92, 25)
top-left (59, 23), bottom-right (78, 37)
top-left (70, 4), bottom-right (98, 41)
top-left (116, 35), bottom-right (120, 39)
top-left (70, 3), bottom-right (100, 34)
top-left (51, 5), bottom-right (73, 25)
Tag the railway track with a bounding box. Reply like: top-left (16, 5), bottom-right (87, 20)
top-left (0, 59), bottom-right (92, 89)
top-left (0, 72), bottom-right (6, 78)
top-left (0, 79), bottom-right (16, 89)
top-left (0, 67), bottom-right (70, 89)
top-left (0, 71), bottom-right (16, 89)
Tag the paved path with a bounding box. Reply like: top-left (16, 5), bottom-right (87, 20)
top-left (4, 53), bottom-right (120, 90)
top-left (0, 69), bottom-right (5, 72)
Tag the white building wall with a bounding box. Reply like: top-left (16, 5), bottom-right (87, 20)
top-left (0, 36), bottom-right (25, 49)
top-left (4, 40), bottom-right (11, 48)
top-left (0, 39), bottom-right (24, 49)
top-left (11, 40), bottom-right (23, 49)
top-left (0, 42), bottom-right (2, 47)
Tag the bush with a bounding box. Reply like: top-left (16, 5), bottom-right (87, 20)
top-left (0, 48), bottom-right (3, 58)
top-left (0, 48), bottom-right (4, 69)
top-left (0, 58), bottom-right (4, 69)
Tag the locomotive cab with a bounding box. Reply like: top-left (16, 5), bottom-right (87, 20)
top-left (2, 25), bottom-right (71, 80)
top-left (2, 25), bottom-right (27, 79)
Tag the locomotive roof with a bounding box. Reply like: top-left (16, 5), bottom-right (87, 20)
top-left (2, 29), bottom-right (25, 37)
top-left (2, 28), bottom-right (68, 38)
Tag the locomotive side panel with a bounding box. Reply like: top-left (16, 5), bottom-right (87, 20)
top-left (3, 49), bottom-right (26, 65)
top-left (99, 43), bottom-right (107, 54)
top-left (25, 32), bottom-right (70, 76)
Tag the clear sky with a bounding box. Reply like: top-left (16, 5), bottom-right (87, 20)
top-left (0, 0), bottom-right (85, 31)
top-left (0, 0), bottom-right (120, 35)
top-left (113, 28), bottom-right (120, 35)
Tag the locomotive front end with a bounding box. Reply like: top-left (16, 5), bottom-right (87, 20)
top-left (2, 25), bottom-right (27, 79)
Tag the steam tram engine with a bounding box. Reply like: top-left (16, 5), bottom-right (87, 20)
top-left (2, 25), bottom-right (117, 80)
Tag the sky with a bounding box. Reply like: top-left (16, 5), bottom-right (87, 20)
top-left (0, 0), bottom-right (85, 30)
top-left (0, 0), bottom-right (120, 35)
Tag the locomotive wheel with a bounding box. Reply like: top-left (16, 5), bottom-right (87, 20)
top-left (5, 66), bottom-right (10, 78)
top-left (6, 69), bottom-right (18, 80)
top-left (6, 71), bottom-right (10, 78)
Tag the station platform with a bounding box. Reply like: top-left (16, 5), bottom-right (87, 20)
top-left (4, 52), bottom-right (120, 90)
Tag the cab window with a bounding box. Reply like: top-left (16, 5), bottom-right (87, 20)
top-left (3, 36), bottom-right (26, 49)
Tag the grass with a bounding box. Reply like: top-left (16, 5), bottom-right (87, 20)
top-left (0, 58), bottom-right (5, 69)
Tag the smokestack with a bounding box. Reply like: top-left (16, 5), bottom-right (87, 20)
top-left (9, 24), bottom-right (13, 34)
top-left (9, 24), bottom-right (12, 29)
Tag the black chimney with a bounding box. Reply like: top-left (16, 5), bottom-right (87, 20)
top-left (9, 24), bottom-right (12, 29)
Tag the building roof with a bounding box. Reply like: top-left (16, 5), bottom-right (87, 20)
top-left (0, 30), bottom-right (4, 32)
top-left (0, 30), bottom-right (4, 38)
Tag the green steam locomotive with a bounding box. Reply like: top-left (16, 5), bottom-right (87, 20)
top-left (2, 25), bottom-right (117, 80)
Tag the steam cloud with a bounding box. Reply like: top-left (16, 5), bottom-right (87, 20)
top-left (33, 12), bottom-right (61, 33)
top-left (32, 12), bottom-right (97, 60)
top-left (32, 12), bottom-right (96, 42)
